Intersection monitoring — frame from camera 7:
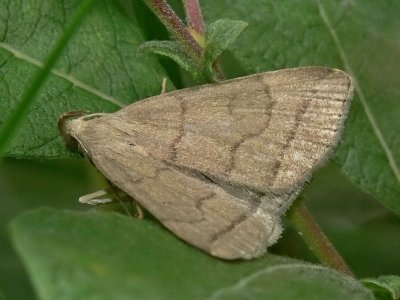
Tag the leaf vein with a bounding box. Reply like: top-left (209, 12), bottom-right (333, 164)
top-left (0, 42), bottom-right (125, 108)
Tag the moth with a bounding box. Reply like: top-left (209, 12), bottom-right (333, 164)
top-left (60, 67), bottom-right (353, 260)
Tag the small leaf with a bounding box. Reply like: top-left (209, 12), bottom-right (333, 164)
top-left (205, 19), bottom-right (248, 62)
top-left (11, 208), bottom-right (374, 300)
top-left (138, 40), bottom-right (201, 78)
top-left (203, 19), bottom-right (248, 76)
top-left (363, 275), bottom-right (400, 300)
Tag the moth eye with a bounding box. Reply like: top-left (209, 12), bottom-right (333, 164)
top-left (67, 135), bottom-right (83, 152)
top-left (127, 141), bottom-right (136, 146)
top-left (60, 129), bottom-right (83, 154)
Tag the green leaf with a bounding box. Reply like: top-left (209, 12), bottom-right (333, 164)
top-left (0, 0), bottom-right (97, 158)
top-left (204, 19), bottom-right (247, 75)
top-left (0, 289), bottom-right (6, 300)
top-left (200, 0), bottom-right (400, 215)
top-left (363, 275), bottom-right (400, 300)
top-left (0, 158), bottom-right (98, 299)
top-left (0, 0), bottom-right (170, 158)
top-left (138, 40), bottom-right (200, 78)
top-left (11, 208), bottom-right (373, 300)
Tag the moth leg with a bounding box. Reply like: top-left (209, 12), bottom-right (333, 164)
top-left (79, 189), bottom-right (114, 205)
top-left (106, 180), bottom-right (145, 219)
top-left (106, 181), bottom-right (133, 217)
top-left (160, 77), bottom-right (168, 94)
top-left (78, 187), bottom-right (130, 208)
top-left (129, 200), bottom-right (144, 219)
top-left (78, 183), bottom-right (145, 218)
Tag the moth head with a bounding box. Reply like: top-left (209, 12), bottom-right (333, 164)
top-left (58, 111), bottom-right (89, 152)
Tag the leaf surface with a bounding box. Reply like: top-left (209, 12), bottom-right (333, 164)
top-left (11, 209), bottom-right (373, 300)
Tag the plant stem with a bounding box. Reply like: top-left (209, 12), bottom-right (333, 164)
top-left (212, 61), bottom-right (225, 80)
top-left (288, 198), bottom-right (354, 277)
top-left (0, 0), bottom-right (97, 158)
top-left (143, 0), bottom-right (202, 58)
top-left (183, 0), bottom-right (205, 35)
top-left (144, 0), bottom-right (223, 82)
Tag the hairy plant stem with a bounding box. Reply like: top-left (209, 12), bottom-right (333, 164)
top-left (144, 0), bottom-right (225, 82)
top-left (143, 0), bottom-right (202, 59)
top-left (212, 61), bottom-right (225, 81)
top-left (184, 0), bottom-right (205, 35)
top-left (288, 198), bottom-right (354, 277)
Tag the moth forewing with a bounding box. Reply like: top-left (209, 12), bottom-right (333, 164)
top-left (61, 67), bottom-right (353, 259)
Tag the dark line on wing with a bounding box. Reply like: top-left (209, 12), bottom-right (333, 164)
top-left (159, 192), bottom-right (217, 224)
top-left (209, 193), bottom-right (262, 243)
top-left (225, 77), bottom-right (276, 176)
top-left (169, 95), bottom-right (186, 161)
top-left (156, 162), bottom-right (286, 242)
top-left (269, 109), bottom-right (342, 117)
top-left (272, 91), bottom-right (348, 102)
top-left (270, 99), bottom-right (311, 183)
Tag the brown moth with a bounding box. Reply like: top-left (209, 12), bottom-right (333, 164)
top-left (60, 67), bottom-right (353, 260)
